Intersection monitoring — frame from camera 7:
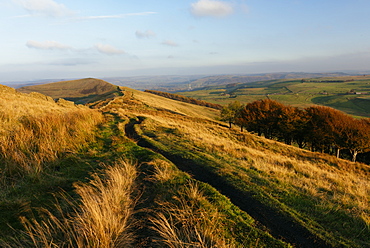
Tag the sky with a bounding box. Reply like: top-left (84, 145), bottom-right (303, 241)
top-left (1, 0), bottom-right (370, 82)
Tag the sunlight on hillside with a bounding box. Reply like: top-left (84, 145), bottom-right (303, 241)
top-left (1, 83), bottom-right (369, 248)
top-left (0, 85), bottom-right (103, 178)
top-left (117, 88), bottom-right (370, 247)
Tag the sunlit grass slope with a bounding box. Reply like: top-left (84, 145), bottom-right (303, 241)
top-left (121, 89), bottom-right (370, 247)
top-left (2, 83), bottom-right (369, 247)
top-left (0, 84), bottom-right (105, 243)
top-left (119, 87), bottom-right (221, 121)
top-left (0, 85), bottom-right (288, 247)
top-left (0, 84), bottom-right (103, 178)
top-left (17, 78), bottom-right (121, 104)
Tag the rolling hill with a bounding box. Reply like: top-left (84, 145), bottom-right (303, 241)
top-left (0, 81), bottom-right (369, 247)
top-left (17, 78), bottom-right (122, 104)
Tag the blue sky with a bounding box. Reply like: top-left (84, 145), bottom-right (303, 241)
top-left (1, 0), bottom-right (370, 82)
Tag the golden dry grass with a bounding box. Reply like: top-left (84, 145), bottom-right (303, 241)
top-left (0, 86), bottom-right (103, 178)
top-left (126, 89), bottom-right (370, 243)
top-left (119, 87), bottom-right (220, 121)
top-left (3, 84), bottom-right (368, 247)
top-left (147, 159), bottom-right (181, 183)
top-left (150, 181), bottom-right (234, 248)
top-left (14, 159), bottom-right (137, 248)
top-left (143, 116), bottom-right (370, 225)
top-left (146, 159), bottom-right (239, 247)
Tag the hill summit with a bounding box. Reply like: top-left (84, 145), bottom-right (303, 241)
top-left (17, 78), bottom-right (121, 104)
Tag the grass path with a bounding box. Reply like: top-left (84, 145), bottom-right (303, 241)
top-left (124, 117), bottom-right (332, 248)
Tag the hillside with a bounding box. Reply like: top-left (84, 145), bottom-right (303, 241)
top-left (0, 83), bottom-right (369, 247)
top-left (17, 78), bottom-right (122, 104)
top-left (178, 75), bottom-right (370, 117)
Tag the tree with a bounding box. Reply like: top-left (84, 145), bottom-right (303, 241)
top-left (343, 119), bottom-right (370, 162)
top-left (240, 99), bottom-right (286, 139)
top-left (304, 106), bottom-right (338, 153)
top-left (276, 106), bottom-right (307, 146)
top-left (303, 105), bottom-right (370, 161)
top-left (221, 101), bottom-right (244, 128)
top-left (235, 99), bottom-right (370, 162)
top-left (291, 108), bottom-right (309, 148)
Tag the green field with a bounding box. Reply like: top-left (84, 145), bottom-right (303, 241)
top-left (178, 75), bottom-right (370, 117)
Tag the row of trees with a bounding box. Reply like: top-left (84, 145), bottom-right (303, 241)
top-left (221, 99), bottom-right (370, 162)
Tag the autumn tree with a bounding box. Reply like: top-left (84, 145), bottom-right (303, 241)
top-left (304, 106), bottom-right (339, 153)
top-left (225, 98), bottom-right (370, 162)
top-left (275, 106), bottom-right (308, 146)
top-left (342, 118), bottom-right (370, 162)
top-left (291, 109), bottom-right (309, 148)
top-left (239, 99), bottom-right (286, 139)
top-left (303, 105), bottom-right (369, 160)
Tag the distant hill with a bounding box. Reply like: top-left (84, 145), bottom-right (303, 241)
top-left (105, 72), bottom-right (355, 92)
top-left (6, 72), bottom-right (357, 93)
top-left (104, 75), bottom-right (206, 91)
top-left (178, 74), bottom-right (370, 118)
top-left (17, 78), bottom-right (122, 104)
top-left (181, 72), bottom-right (352, 91)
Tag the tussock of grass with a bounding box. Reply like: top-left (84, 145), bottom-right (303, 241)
top-left (151, 182), bottom-right (234, 248)
top-left (10, 159), bottom-right (137, 248)
top-left (148, 159), bottom-right (180, 183)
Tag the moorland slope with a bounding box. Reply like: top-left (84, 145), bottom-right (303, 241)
top-left (0, 82), bottom-right (369, 247)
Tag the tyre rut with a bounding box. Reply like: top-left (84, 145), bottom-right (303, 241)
top-left (125, 118), bottom-right (334, 248)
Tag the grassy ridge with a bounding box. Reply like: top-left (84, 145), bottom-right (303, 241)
top-left (127, 89), bottom-right (370, 247)
top-left (17, 78), bottom-right (122, 104)
top-left (145, 89), bottom-right (223, 109)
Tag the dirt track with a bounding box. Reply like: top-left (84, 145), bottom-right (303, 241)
top-left (125, 118), bottom-right (333, 248)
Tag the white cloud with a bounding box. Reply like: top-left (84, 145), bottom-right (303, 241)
top-left (161, 40), bottom-right (179, 47)
top-left (135, 30), bottom-right (156, 39)
top-left (13, 0), bottom-right (73, 17)
top-left (94, 43), bottom-right (125, 55)
top-left (26, 40), bottom-right (72, 50)
top-left (191, 0), bottom-right (233, 17)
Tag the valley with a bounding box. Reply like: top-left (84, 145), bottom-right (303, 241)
top-left (177, 75), bottom-right (370, 118)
